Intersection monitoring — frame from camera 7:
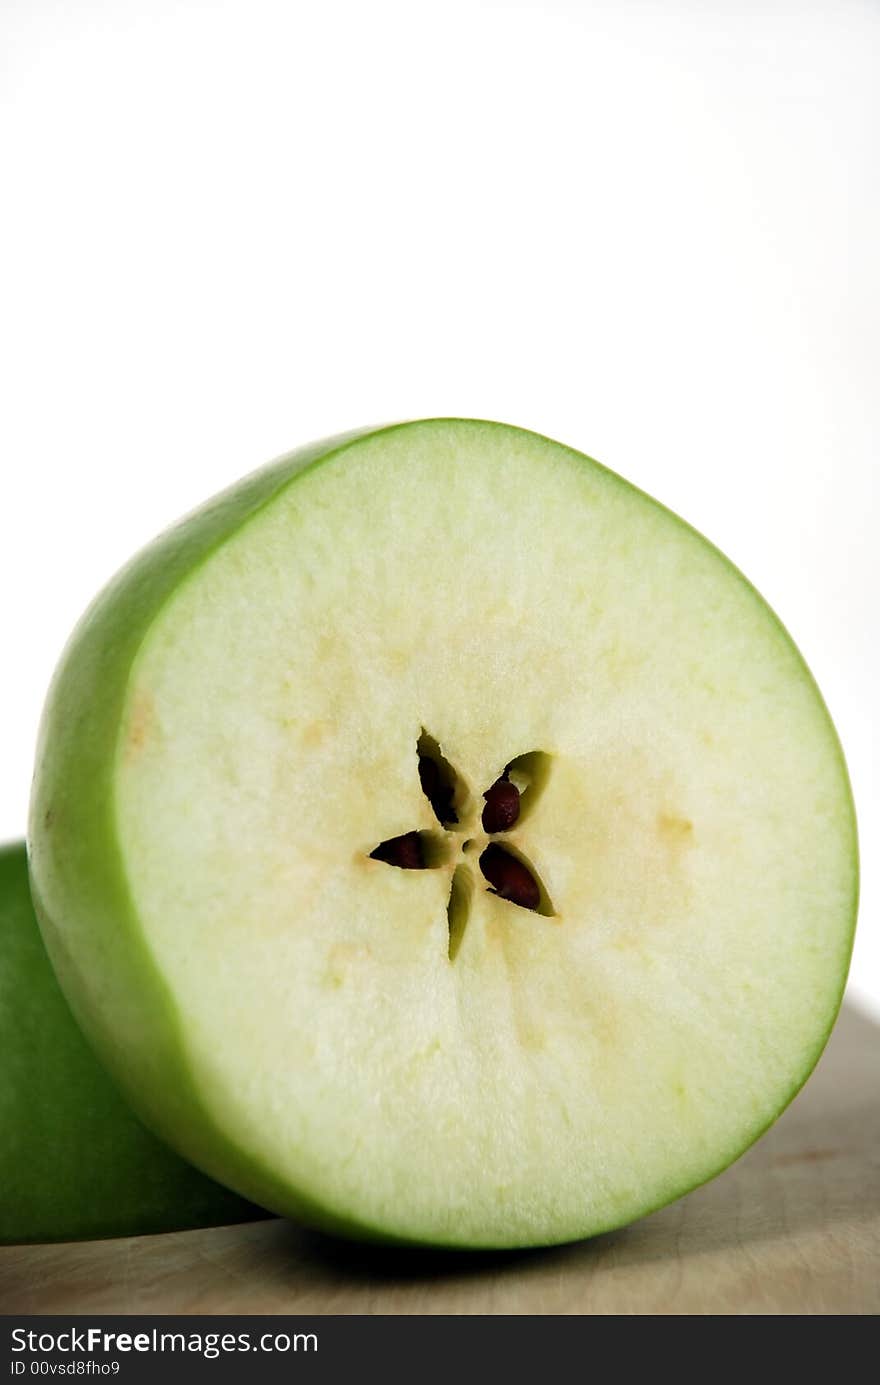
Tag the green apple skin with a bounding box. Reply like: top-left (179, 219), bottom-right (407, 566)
top-left (0, 841), bottom-right (267, 1243)
top-left (27, 421), bottom-right (858, 1248)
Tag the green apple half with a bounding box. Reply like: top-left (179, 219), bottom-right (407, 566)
top-left (0, 841), bottom-right (264, 1243)
top-left (28, 420), bottom-right (857, 1248)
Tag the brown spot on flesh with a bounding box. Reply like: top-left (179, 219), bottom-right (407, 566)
top-left (125, 690), bottom-right (157, 760)
top-left (300, 720), bottom-right (329, 749)
top-left (658, 812), bottom-right (694, 842)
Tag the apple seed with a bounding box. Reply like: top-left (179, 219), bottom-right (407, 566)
top-left (481, 776), bottom-right (520, 833)
top-left (418, 753), bottom-right (458, 825)
top-left (370, 832), bottom-right (425, 869)
top-left (479, 843), bottom-right (540, 911)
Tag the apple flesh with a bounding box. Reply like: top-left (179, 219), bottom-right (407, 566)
top-left (0, 841), bottom-right (265, 1243)
top-left (28, 420), bottom-right (857, 1248)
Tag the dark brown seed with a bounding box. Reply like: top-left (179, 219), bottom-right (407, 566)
top-left (418, 754), bottom-right (457, 825)
top-left (370, 831), bottom-right (425, 869)
top-left (479, 844), bottom-right (540, 910)
top-left (481, 776), bottom-right (520, 833)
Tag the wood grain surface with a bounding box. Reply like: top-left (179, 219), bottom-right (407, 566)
top-left (2, 1002), bottom-right (878, 1315)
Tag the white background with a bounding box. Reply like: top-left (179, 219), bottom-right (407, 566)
top-left (2, 1), bottom-right (877, 1014)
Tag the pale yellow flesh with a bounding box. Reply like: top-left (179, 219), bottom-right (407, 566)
top-left (115, 422), bottom-right (854, 1245)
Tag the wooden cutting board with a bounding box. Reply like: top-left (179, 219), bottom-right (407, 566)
top-left (2, 1002), bottom-right (878, 1315)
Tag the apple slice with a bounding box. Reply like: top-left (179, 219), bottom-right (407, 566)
top-left (0, 841), bottom-right (266, 1243)
top-left (28, 420), bottom-right (857, 1248)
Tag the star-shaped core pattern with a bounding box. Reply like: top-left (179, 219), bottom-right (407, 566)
top-left (369, 732), bottom-right (555, 959)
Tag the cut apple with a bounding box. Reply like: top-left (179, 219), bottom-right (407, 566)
top-left (28, 420), bottom-right (857, 1247)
